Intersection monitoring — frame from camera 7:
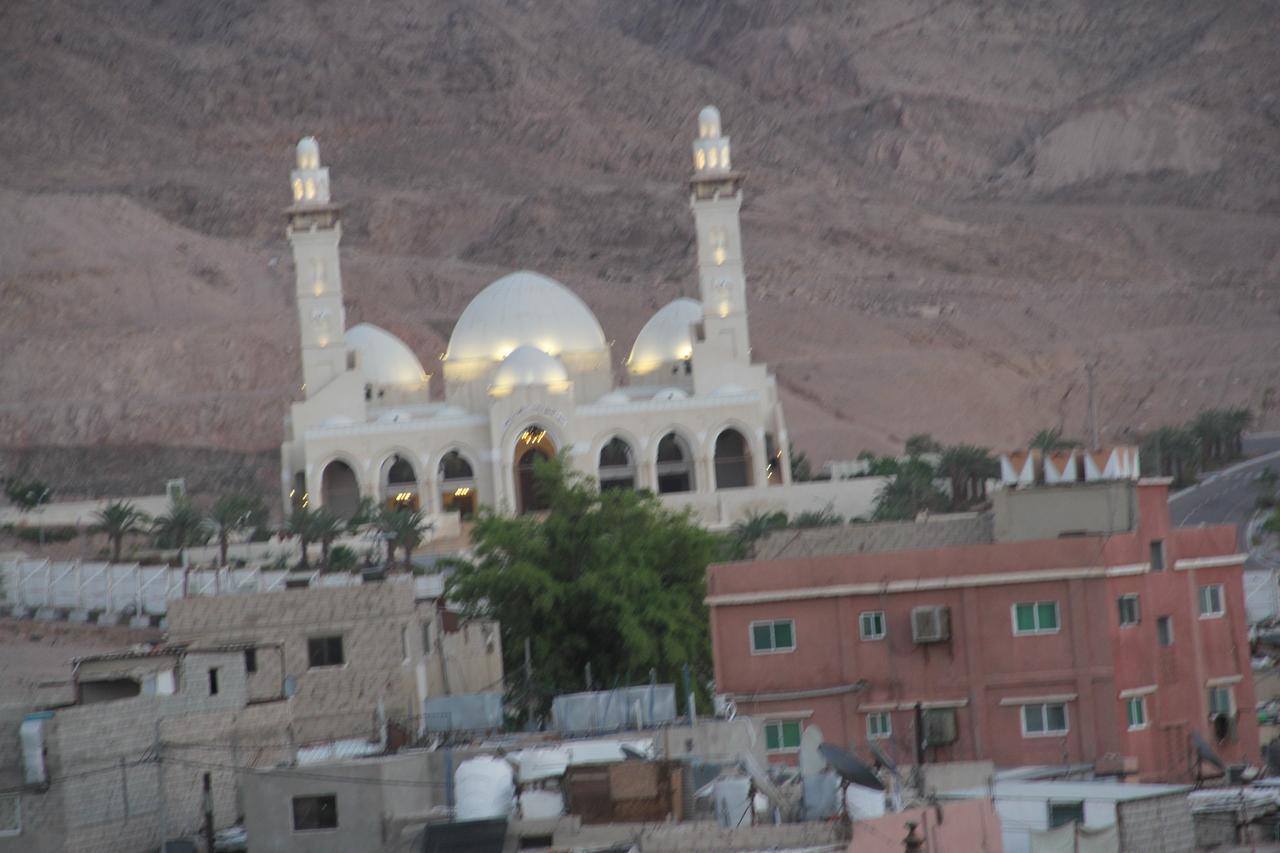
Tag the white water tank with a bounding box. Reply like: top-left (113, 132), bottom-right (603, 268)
top-left (454, 756), bottom-right (515, 821)
top-left (845, 783), bottom-right (886, 820)
top-left (512, 747), bottom-right (570, 783)
top-left (519, 788), bottom-right (565, 820)
top-left (713, 777), bottom-right (752, 828)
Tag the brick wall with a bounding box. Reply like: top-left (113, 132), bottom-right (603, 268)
top-left (1118, 793), bottom-right (1196, 853)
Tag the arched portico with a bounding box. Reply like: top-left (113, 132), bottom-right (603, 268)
top-left (319, 458), bottom-right (362, 517)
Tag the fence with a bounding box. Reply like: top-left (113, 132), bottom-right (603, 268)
top-left (0, 558), bottom-right (448, 618)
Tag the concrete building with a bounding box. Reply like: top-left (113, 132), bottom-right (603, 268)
top-left (707, 478), bottom-right (1259, 782)
top-left (278, 108), bottom-right (885, 528)
top-left (165, 575), bottom-right (503, 742)
top-left (0, 644), bottom-right (291, 853)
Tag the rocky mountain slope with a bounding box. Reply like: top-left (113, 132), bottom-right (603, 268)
top-left (2, 0), bottom-right (1278, 490)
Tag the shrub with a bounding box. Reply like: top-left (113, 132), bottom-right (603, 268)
top-left (325, 545), bottom-right (358, 573)
top-left (792, 507), bottom-right (843, 528)
top-left (9, 525), bottom-right (79, 544)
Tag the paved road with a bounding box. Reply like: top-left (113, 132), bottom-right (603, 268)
top-left (1169, 432), bottom-right (1280, 550)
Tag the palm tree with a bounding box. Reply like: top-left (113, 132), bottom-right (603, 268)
top-left (904, 434), bottom-right (942, 457)
top-left (92, 501), bottom-right (148, 562)
top-left (1224, 407), bottom-right (1254, 460)
top-left (376, 507), bottom-right (434, 570)
top-left (152, 499), bottom-right (206, 595)
top-left (203, 494), bottom-right (261, 568)
top-left (1142, 426), bottom-right (1200, 487)
top-left (872, 458), bottom-right (949, 521)
top-left (938, 445), bottom-right (997, 509)
top-left (1029, 428), bottom-right (1075, 453)
top-left (1192, 410), bottom-right (1227, 466)
top-left (284, 505), bottom-right (319, 572)
top-left (311, 509), bottom-right (347, 570)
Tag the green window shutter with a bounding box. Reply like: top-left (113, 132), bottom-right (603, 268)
top-left (1037, 602), bottom-right (1058, 630)
top-left (753, 624), bottom-right (773, 652)
top-left (782, 721), bottom-right (802, 748)
top-left (765, 723), bottom-right (780, 751)
top-left (773, 621), bottom-right (794, 649)
top-left (1046, 704), bottom-right (1067, 731)
top-left (1024, 705), bottom-right (1044, 733)
top-left (1015, 604), bottom-right (1036, 632)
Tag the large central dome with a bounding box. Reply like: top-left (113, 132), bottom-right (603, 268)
top-left (445, 271), bottom-right (608, 362)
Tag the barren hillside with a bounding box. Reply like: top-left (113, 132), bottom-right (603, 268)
top-left (1, 0), bottom-right (1278, 493)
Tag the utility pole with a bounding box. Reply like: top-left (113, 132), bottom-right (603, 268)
top-left (1086, 361), bottom-right (1100, 451)
top-left (524, 638), bottom-right (536, 729)
top-left (201, 772), bottom-right (215, 852)
top-left (154, 720), bottom-right (166, 853)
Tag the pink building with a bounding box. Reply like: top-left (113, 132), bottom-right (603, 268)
top-left (708, 479), bottom-right (1258, 782)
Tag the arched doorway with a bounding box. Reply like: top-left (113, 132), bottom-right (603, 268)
top-left (383, 454), bottom-right (419, 511)
top-left (514, 425), bottom-right (556, 514)
top-left (598, 437), bottom-right (636, 491)
top-left (438, 450), bottom-right (477, 519)
top-left (655, 432), bottom-right (695, 494)
top-left (714, 428), bottom-right (753, 489)
top-left (320, 460), bottom-right (361, 518)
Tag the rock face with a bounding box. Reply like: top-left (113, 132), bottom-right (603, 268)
top-left (2, 0), bottom-right (1279, 476)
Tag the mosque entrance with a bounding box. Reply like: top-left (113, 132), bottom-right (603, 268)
top-left (514, 425), bottom-right (556, 514)
top-left (439, 450), bottom-right (478, 519)
top-left (320, 460), bottom-right (361, 518)
top-left (382, 455), bottom-right (419, 511)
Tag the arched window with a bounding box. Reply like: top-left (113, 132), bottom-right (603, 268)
top-left (438, 450), bottom-right (477, 519)
top-left (714, 428), bottom-right (752, 490)
top-left (320, 460), bottom-right (360, 518)
top-left (656, 433), bottom-right (695, 494)
top-left (383, 455), bottom-right (419, 510)
top-left (514, 426), bottom-right (556, 514)
top-left (598, 437), bottom-right (636, 492)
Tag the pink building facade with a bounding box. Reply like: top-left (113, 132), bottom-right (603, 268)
top-left (708, 481), bottom-right (1258, 782)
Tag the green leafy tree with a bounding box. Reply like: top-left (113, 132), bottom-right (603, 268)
top-left (872, 457), bottom-right (949, 521)
top-left (345, 497), bottom-right (379, 534)
top-left (311, 508), bottom-right (347, 569)
top-left (444, 456), bottom-right (722, 719)
top-left (204, 494), bottom-right (265, 567)
top-left (92, 501), bottom-right (149, 562)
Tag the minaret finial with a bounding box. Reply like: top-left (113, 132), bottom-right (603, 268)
top-left (692, 105), bottom-right (730, 174)
top-left (290, 136), bottom-right (331, 205)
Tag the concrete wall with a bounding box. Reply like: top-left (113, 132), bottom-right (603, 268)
top-left (708, 481), bottom-right (1259, 781)
top-left (1117, 793), bottom-right (1195, 853)
top-left (654, 718), bottom-right (766, 765)
top-left (992, 480), bottom-right (1136, 543)
top-left (550, 819), bottom-right (844, 852)
top-left (663, 478), bottom-right (885, 530)
top-left (852, 799), bottom-right (1003, 853)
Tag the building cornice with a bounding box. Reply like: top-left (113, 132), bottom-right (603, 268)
top-left (1174, 554), bottom-right (1247, 571)
top-left (706, 563), bottom-right (1150, 607)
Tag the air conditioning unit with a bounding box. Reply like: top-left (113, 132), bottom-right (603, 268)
top-left (911, 606), bottom-right (951, 643)
top-left (713, 694), bottom-right (737, 720)
top-left (923, 709), bottom-right (958, 746)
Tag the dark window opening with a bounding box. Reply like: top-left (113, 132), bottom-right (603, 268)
top-left (244, 648), bottom-right (257, 674)
top-left (1150, 540), bottom-right (1165, 571)
top-left (293, 794), bottom-right (338, 831)
top-left (308, 636), bottom-right (345, 668)
top-left (1157, 616), bottom-right (1173, 647)
top-left (1048, 801), bottom-right (1084, 829)
top-left (208, 668), bottom-right (220, 696)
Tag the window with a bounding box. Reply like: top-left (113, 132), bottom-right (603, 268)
top-left (751, 620), bottom-right (795, 654)
top-left (1013, 601), bottom-right (1060, 635)
top-left (244, 647), bottom-right (257, 674)
top-left (1150, 540), bottom-right (1165, 571)
top-left (292, 794), bottom-right (338, 831)
top-left (1198, 584), bottom-right (1225, 618)
top-left (764, 720), bottom-right (802, 752)
top-left (0, 793), bottom-right (20, 837)
top-left (307, 636), bottom-right (345, 668)
top-left (867, 712), bottom-right (892, 740)
top-left (421, 622), bottom-right (432, 655)
top-left (1208, 686), bottom-right (1234, 717)
top-left (1048, 801), bottom-right (1085, 829)
top-left (208, 668), bottom-right (219, 696)
top-left (1126, 696), bottom-right (1148, 730)
top-left (1022, 703), bottom-right (1069, 736)
top-left (859, 611), bottom-right (886, 641)
top-left (1157, 616), bottom-right (1173, 647)
top-left (1117, 594), bottom-right (1140, 627)
top-left (401, 626), bottom-right (410, 661)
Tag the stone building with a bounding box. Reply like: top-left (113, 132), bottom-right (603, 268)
top-left (278, 107), bottom-right (884, 527)
top-left (165, 575), bottom-right (504, 742)
top-left (0, 644), bottom-right (291, 853)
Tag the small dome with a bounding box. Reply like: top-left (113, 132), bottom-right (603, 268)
top-left (345, 323), bottom-right (429, 388)
top-left (446, 271), bottom-right (607, 362)
top-left (698, 106), bottom-right (722, 139)
top-left (296, 136), bottom-right (319, 169)
top-left (628, 298), bottom-right (702, 373)
top-left (653, 387), bottom-right (689, 401)
top-left (492, 345), bottom-right (569, 388)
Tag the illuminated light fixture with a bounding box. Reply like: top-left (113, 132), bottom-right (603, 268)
top-left (713, 247), bottom-right (726, 265)
top-left (494, 344), bottom-right (516, 360)
top-left (453, 487), bottom-right (471, 496)
top-left (288, 489), bottom-right (297, 498)
top-left (520, 428), bottom-right (548, 446)
top-left (292, 179), bottom-right (303, 201)
top-left (677, 346), bottom-right (693, 361)
top-left (695, 149), bottom-right (706, 170)
top-left (718, 302), bottom-right (730, 319)
top-left (708, 148), bottom-right (718, 169)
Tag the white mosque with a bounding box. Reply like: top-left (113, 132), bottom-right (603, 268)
top-left (279, 108), bottom-right (880, 525)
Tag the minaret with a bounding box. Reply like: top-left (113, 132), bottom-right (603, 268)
top-left (286, 136), bottom-right (347, 398)
top-left (690, 106), bottom-right (749, 362)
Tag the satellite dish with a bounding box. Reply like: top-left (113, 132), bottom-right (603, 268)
top-left (1192, 730), bottom-right (1226, 771)
top-left (818, 743), bottom-right (885, 791)
top-left (869, 740), bottom-right (898, 775)
top-left (798, 725), bottom-right (826, 778)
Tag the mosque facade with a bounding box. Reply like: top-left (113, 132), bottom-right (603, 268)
top-left (280, 108), bottom-right (880, 525)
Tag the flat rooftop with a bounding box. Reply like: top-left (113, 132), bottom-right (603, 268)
top-left (944, 780), bottom-right (1191, 802)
